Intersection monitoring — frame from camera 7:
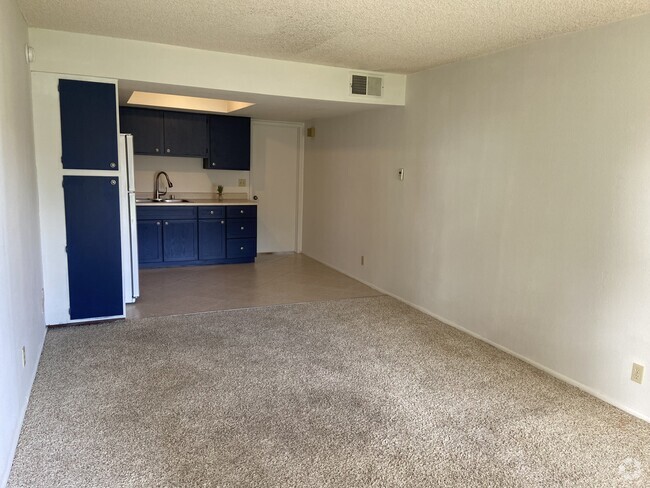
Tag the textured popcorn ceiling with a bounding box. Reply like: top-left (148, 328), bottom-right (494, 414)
top-left (17, 0), bottom-right (650, 73)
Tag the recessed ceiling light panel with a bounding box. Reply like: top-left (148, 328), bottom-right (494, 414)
top-left (127, 91), bottom-right (254, 113)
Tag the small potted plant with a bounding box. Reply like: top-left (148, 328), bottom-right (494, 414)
top-left (217, 185), bottom-right (224, 201)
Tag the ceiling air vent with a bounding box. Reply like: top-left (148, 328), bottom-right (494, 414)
top-left (350, 74), bottom-right (383, 97)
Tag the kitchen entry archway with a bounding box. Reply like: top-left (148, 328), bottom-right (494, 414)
top-left (250, 120), bottom-right (304, 253)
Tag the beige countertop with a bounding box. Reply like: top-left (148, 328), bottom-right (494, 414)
top-left (136, 199), bottom-right (257, 207)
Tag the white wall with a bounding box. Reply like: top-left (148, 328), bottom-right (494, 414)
top-left (27, 29), bottom-right (406, 107)
top-left (133, 156), bottom-right (249, 197)
top-left (0, 0), bottom-right (46, 484)
top-left (303, 14), bottom-right (650, 421)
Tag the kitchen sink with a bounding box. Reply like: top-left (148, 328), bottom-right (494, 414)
top-left (136, 198), bottom-right (190, 203)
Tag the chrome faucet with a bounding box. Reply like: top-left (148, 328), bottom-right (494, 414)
top-left (154, 171), bottom-right (173, 201)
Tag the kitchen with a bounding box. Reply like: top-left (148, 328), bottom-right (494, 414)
top-left (31, 73), bottom-right (307, 325)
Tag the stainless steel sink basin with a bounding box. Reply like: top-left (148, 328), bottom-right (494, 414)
top-left (136, 198), bottom-right (190, 203)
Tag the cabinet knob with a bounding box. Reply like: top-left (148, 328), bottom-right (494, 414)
top-left (240, 226), bottom-right (244, 230)
top-left (240, 210), bottom-right (244, 214)
top-left (210, 210), bottom-right (214, 215)
top-left (155, 148), bottom-right (160, 153)
top-left (110, 179), bottom-right (117, 185)
top-left (165, 221), bottom-right (169, 225)
top-left (221, 220), bottom-right (224, 224)
top-left (109, 162), bottom-right (116, 169)
top-left (166, 148), bottom-right (171, 153)
top-left (156, 221), bottom-right (161, 226)
top-left (240, 247), bottom-right (244, 251)
top-left (211, 163), bottom-right (216, 167)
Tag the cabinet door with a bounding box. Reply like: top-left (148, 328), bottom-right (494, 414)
top-left (163, 111), bottom-right (208, 157)
top-left (163, 219), bottom-right (198, 262)
top-left (119, 107), bottom-right (164, 155)
top-left (199, 219), bottom-right (226, 260)
top-left (205, 115), bottom-right (251, 170)
top-left (137, 220), bottom-right (163, 263)
top-left (63, 176), bottom-right (123, 320)
top-left (59, 79), bottom-right (119, 170)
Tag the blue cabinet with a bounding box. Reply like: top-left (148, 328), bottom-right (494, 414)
top-left (119, 107), bottom-right (164, 155)
top-left (63, 176), bottom-right (123, 319)
top-left (204, 115), bottom-right (251, 170)
top-left (137, 205), bottom-right (256, 267)
top-left (199, 219), bottom-right (226, 260)
top-left (119, 107), bottom-right (208, 157)
top-left (163, 220), bottom-right (198, 262)
top-left (59, 79), bottom-right (119, 170)
top-left (163, 111), bottom-right (209, 157)
top-left (137, 220), bottom-right (163, 263)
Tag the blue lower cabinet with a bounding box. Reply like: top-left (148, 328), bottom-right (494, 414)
top-left (137, 205), bottom-right (256, 267)
top-left (199, 219), bottom-right (226, 259)
top-left (137, 220), bottom-right (163, 263)
top-left (63, 176), bottom-right (123, 320)
top-left (162, 220), bottom-right (198, 262)
top-left (227, 238), bottom-right (257, 259)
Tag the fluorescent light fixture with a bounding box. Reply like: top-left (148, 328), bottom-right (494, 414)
top-left (127, 91), bottom-right (254, 113)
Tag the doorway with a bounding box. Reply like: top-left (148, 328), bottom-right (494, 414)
top-left (251, 121), bottom-right (303, 253)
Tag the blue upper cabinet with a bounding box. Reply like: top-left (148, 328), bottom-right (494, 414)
top-left (119, 107), bottom-right (208, 157)
top-left (119, 107), bottom-right (164, 155)
top-left (163, 111), bottom-right (209, 157)
top-left (59, 79), bottom-right (119, 171)
top-left (204, 115), bottom-right (251, 170)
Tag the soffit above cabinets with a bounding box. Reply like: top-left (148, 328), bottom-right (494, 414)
top-left (17, 0), bottom-right (650, 73)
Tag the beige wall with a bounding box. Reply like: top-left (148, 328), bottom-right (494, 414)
top-left (0, 0), bottom-right (46, 483)
top-left (28, 29), bottom-right (406, 107)
top-left (303, 14), bottom-right (650, 420)
top-left (133, 156), bottom-right (249, 197)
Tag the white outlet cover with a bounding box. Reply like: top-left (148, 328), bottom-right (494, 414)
top-left (631, 363), bottom-right (644, 384)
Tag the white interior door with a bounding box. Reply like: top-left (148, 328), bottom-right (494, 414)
top-left (251, 122), bottom-right (302, 253)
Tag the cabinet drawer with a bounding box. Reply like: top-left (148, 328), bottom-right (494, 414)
top-left (198, 206), bottom-right (225, 219)
top-left (227, 238), bottom-right (256, 258)
top-left (227, 219), bottom-right (256, 238)
top-left (137, 206), bottom-right (197, 220)
top-left (226, 205), bottom-right (257, 219)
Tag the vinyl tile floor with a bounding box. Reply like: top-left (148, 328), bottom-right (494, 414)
top-left (126, 253), bottom-right (383, 319)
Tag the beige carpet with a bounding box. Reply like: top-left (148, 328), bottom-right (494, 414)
top-left (8, 296), bottom-right (650, 487)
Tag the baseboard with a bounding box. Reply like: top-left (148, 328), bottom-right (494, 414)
top-left (302, 252), bottom-right (650, 424)
top-left (1, 328), bottom-right (47, 487)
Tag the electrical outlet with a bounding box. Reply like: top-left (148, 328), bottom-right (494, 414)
top-left (631, 363), bottom-right (644, 384)
top-left (238, 178), bottom-right (247, 187)
top-left (361, 256), bottom-right (365, 266)
top-left (21, 346), bottom-right (26, 368)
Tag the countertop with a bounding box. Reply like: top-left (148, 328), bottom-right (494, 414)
top-left (136, 199), bottom-right (257, 207)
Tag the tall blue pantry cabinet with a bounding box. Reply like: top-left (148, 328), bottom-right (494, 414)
top-left (59, 79), bottom-right (124, 321)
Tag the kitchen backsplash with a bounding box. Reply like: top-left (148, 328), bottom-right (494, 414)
top-left (134, 155), bottom-right (250, 198)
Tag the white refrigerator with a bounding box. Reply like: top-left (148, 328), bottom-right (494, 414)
top-left (118, 134), bottom-right (140, 303)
